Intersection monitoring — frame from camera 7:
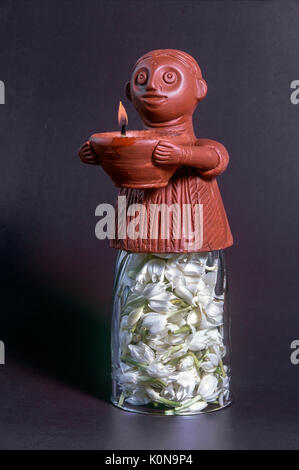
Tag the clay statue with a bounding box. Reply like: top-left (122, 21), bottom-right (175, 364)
top-left (79, 49), bottom-right (233, 253)
top-left (78, 50), bottom-right (233, 415)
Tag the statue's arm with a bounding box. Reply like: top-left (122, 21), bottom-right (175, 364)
top-left (78, 140), bottom-right (101, 165)
top-left (152, 138), bottom-right (229, 177)
top-left (186, 138), bottom-right (229, 177)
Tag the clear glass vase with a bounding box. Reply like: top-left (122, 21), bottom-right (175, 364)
top-left (111, 250), bottom-right (232, 415)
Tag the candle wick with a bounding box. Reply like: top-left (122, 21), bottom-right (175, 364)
top-left (121, 124), bottom-right (126, 136)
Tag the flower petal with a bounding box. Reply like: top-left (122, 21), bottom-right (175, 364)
top-left (198, 374), bottom-right (219, 400)
top-left (174, 284), bottom-right (194, 305)
top-left (142, 313), bottom-right (167, 334)
top-left (128, 342), bottom-right (155, 363)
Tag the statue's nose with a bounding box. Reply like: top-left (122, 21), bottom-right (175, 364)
top-left (145, 72), bottom-right (159, 91)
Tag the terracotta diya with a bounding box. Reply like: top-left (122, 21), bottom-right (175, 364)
top-left (89, 129), bottom-right (195, 188)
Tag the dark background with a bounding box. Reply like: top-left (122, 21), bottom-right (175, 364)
top-left (0, 0), bottom-right (299, 450)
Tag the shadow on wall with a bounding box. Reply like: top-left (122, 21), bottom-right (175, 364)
top-left (0, 225), bottom-right (111, 402)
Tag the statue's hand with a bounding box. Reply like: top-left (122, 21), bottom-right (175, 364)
top-left (79, 141), bottom-right (100, 165)
top-left (153, 140), bottom-right (183, 166)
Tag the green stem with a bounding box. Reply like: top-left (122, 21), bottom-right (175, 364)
top-left (141, 327), bottom-right (148, 342)
top-left (121, 356), bottom-right (148, 370)
top-left (173, 325), bottom-right (191, 335)
top-left (161, 345), bottom-right (183, 362)
top-left (139, 376), bottom-right (167, 387)
top-left (174, 395), bottom-right (202, 412)
top-left (129, 323), bottom-right (137, 333)
top-left (166, 306), bottom-right (192, 319)
top-left (164, 409), bottom-right (175, 415)
top-left (188, 351), bottom-right (201, 370)
top-left (117, 283), bottom-right (124, 298)
top-left (219, 359), bottom-right (226, 377)
top-left (165, 352), bottom-right (189, 366)
top-left (156, 397), bottom-right (181, 408)
top-left (118, 392), bottom-right (126, 407)
top-left (170, 298), bottom-right (188, 306)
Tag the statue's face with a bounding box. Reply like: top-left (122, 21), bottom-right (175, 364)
top-left (130, 55), bottom-right (199, 124)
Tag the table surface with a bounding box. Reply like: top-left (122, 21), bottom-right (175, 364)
top-left (0, 360), bottom-right (298, 450)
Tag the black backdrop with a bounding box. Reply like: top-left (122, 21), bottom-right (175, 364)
top-left (0, 0), bottom-right (299, 449)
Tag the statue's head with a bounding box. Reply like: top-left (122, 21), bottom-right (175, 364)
top-left (126, 49), bottom-right (207, 125)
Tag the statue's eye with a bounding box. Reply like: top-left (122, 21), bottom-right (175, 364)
top-left (163, 71), bottom-right (176, 84)
top-left (136, 70), bottom-right (148, 85)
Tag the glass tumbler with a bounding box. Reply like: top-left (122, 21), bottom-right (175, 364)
top-left (111, 250), bottom-right (232, 415)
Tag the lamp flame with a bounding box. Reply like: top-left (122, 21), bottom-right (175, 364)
top-left (118, 101), bottom-right (128, 128)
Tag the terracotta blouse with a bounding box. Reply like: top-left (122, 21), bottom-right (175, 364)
top-left (111, 140), bottom-right (233, 253)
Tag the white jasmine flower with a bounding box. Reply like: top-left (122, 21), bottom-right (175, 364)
top-left (186, 310), bottom-right (200, 326)
top-left (210, 343), bottom-right (226, 361)
top-left (120, 330), bottom-right (133, 352)
top-left (168, 369), bottom-right (198, 398)
top-left (120, 315), bottom-right (129, 329)
top-left (165, 259), bottom-right (191, 289)
top-left (205, 301), bottom-right (224, 325)
top-left (193, 294), bottom-right (212, 310)
top-left (177, 355), bottom-right (194, 370)
top-left (188, 401), bottom-right (208, 412)
top-left (147, 336), bottom-right (169, 351)
top-left (159, 344), bottom-right (186, 362)
top-left (201, 353), bottom-right (219, 373)
top-left (179, 260), bottom-right (205, 277)
top-left (136, 282), bottom-right (165, 299)
top-left (147, 259), bottom-right (166, 282)
top-left (174, 397), bottom-right (209, 414)
top-left (184, 278), bottom-right (202, 295)
top-left (166, 333), bottom-right (188, 345)
top-left (134, 282), bottom-right (177, 313)
top-left (202, 271), bottom-right (218, 290)
top-left (119, 361), bottom-right (132, 374)
top-left (218, 376), bottom-right (230, 406)
top-left (142, 313), bottom-right (168, 334)
top-left (206, 328), bottom-right (223, 346)
top-left (145, 387), bottom-right (160, 401)
top-left (165, 256), bottom-right (206, 294)
top-left (163, 325), bottom-right (190, 345)
top-left (126, 253), bottom-right (148, 280)
top-left (126, 389), bottom-right (151, 405)
top-left (127, 305), bottom-right (144, 327)
top-left (122, 293), bottom-right (146, 315)
top-left (164, 265), bottom-right (184, 288)
top-left (162, 375), bottom-right (197, 402)
top-left (136, 258), bottom-right (166, 284)
top-left (162, 383), bottom-right (188, 402)
top-left (174, 284), bottom-right (194, 305)
top-left (197, 374), bottom-right (219, 401)
top-left (118, 369), bottom-right (141, 390)
top-left (193, 282), bottom-right (214, 308)
top-left (148, 297), bottom-right (177, 313)
top-left (146, 361), bottom-right (175, 378)
top-left (197, 278), bottom-right (208, 293)
top-left (188, 330), bottom-right (209, 351)
top-left (199, 311), bottom-right (218, 329)
top-left (128, 342), bottom-right (155, 364)
top-left (167, 312), bottom-right (186, 327)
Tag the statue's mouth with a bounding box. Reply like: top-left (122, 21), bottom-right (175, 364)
top-left (141, 94), bottom-right (167, 106)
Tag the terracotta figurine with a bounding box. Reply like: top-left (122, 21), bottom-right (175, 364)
top-left (78, 49), bottom-right (233, 415)
top-left (79, 49), bottom-right (233, 253)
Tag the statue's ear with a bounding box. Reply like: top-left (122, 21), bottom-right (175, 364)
top-left (197, 78), bottom-right (207, 101)
top-left (125, 81), bottom-right (132, 102)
